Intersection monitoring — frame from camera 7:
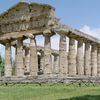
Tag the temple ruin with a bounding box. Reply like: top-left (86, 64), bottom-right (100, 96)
top-left (0, 2), bottom-right (100, 83)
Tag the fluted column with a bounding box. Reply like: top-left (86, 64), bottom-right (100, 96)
top-left (91, 44), bottom-right (97, 76)
top-left (43, 30), bottom-right (52, 75)
top-left (43, 35), bottom-right (52, 74)
top-left (40, 50), bottom-right (44, 73)
top-left (24, 48), bottom-right (30, 74)
top-left (59, 34), bottom-right (68, 75)
top-left (97, 46), bottom-right (100, 76)
top-left (4, 42), bottom-right (12, 77)
top-left (16, 38), bottom-right (24, 77)
top-left (77, 39), bottom-right (84, 75)
top-left (30, 35), bottom-right (38, 76)
top-left (84, 42), bottom-right (91, 76)
top-left (68, 37), bottom-right (76, 75)
top-left (53, 54), bottom-right (59, 74)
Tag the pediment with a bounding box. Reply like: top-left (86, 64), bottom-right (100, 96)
top-left (0, 2), bottom-right (58, 34)
top-left (0, 2), bottom-right (55, 24)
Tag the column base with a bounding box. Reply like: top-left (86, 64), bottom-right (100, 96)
top-left (43, 73), bottom-right (53, 78)
top-left (59, 73), bottom-right (68, 78)
top-left (30, 72), bottom-right (38, 76)
top-left (27, 75), bottom-right (38, 79)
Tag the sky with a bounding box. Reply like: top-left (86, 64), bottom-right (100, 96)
top-left (0, 0), bottom-right (100, 58)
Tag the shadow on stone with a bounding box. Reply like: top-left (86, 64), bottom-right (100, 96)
top-left (58, 95), bottom-right (100, 100)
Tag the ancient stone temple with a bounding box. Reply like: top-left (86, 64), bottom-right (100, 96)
top-left (0, 2), bottom-right (100, 83)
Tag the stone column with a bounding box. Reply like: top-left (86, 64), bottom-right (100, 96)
top-left (29, 35), bottom-right (38, 76)
top-left (59, 34), bottom-right (68, 75)
top-left (24, 48), bottom-right (30, 74)
top-left (4, 42), bottom-right (12, 77)
top-left (84, 42), bottom-right (91, 76)
top-left (16, 38), bottom-right (24, 77)
top-left (97, 46), bottom-right (100, 76)
top-left (68, 37), bottom-right (76, 75)
top-left (43, 30), bottom-right (52, 75)
top-left (53, 54), bottom-right (59, 74)
top-left (40, 50), bottom-right (44, 73)
top-left (91, 44), bottom-right (97, 76)
top-left (77, 39), bottom-right (84, 75)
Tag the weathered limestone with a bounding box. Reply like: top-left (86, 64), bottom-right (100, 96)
top-left (97, 46), bottom-right (100, 76)
top-left (91, 44), bottom-right (97, 76)
top-left (77, 39), bottom-right (84, 75)
top-left (4, 42), bottom-right (12, 77)
top-left (0, 2), bottom-right (56, 34)
top-left (24, 48), bottom-right (30, 74)
top-left (68, 37), bottom-right (76, 75)
top-left (16, 38), bottom-right (24, 77)
top-left (40, 50), bottom-right (44, 73)
top-left (43, 30), bottom-right (52, 75)
top-left (2, 2), bottom-right (100, 83)
top-left (59, 34), bottom-right (68, 75)
top-left (29, 35), bottom-right (38, 76)
top-left (53, 54), bottom-right (59, 74)
top-left (84, 42), bottom-right (91, 76)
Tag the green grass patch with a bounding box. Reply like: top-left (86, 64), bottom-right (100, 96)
top-left (0, 84), bottom-right (99, 100)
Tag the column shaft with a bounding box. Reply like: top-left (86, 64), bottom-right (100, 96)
top-left (4, 42), bottom-right (12, 77)
top-left (84, 42), bottom-right (91, 76)
top-left (24, 48), bottom-right (30, 73)
top-left (59, 34), bottom-right (68, 74)
top-left (40, 51), bottom-right (44, 73)
top-left (77, 39), bottom-right (84, 75)
top-left (44, 35), bottom-right (52, 74)
top-left (68, 38), bottom-right (76, 75)
top-left (30, 36), bottom-right (38, 76)
top-left (16, 38), bottom-right (24, 77)
top-left (53, 55), bottom-right (59, 74)
top-left (91, 44), bottom-right (97, 76)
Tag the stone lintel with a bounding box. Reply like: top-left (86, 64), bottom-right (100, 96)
top-left (54, 25), bottom-right (100, 44)
top-left (0, 29), bottom-right (43, 42)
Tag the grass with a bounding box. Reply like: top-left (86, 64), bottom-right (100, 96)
top-left (0, 83), bottom-right (100, 100)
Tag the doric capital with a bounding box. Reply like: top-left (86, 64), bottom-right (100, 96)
top-left (25, 34), bottom-right (35, 39)
top-left (43, 29), bottom-right (53, 36)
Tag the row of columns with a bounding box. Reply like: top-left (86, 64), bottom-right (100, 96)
top-left (59, 34), bottom-right (100, 77)
top-left (4, 36), bottom-right (38, 77)
top-left (4, 32), bottom-right (100, 78)
top-left (4, 32), bottom-right (53, 77)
